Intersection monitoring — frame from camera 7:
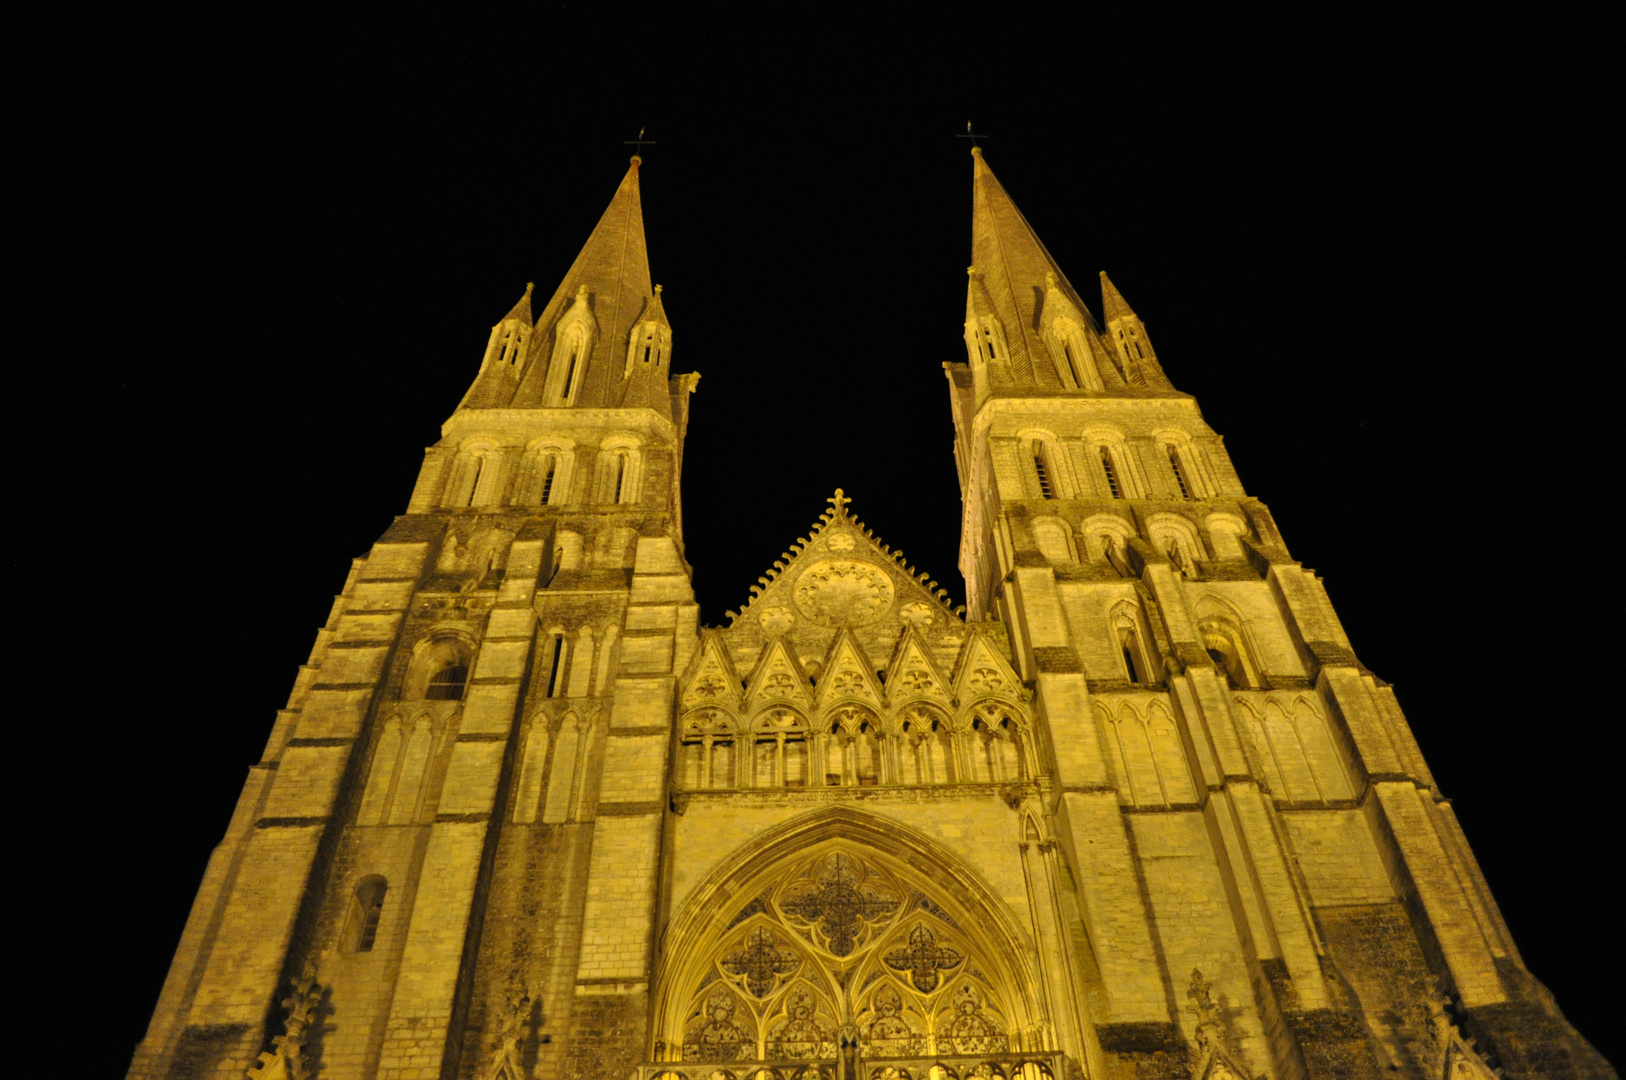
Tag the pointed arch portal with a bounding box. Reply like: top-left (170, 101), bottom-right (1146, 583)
top-left (653, 807), bottom-right (1058, 1065)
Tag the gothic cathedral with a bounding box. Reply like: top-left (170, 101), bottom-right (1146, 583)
top-left (129, 152), bottom-right (1610, 1080)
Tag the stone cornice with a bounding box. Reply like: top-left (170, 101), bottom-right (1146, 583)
top-left (440, 406), bottom-right (675, 443)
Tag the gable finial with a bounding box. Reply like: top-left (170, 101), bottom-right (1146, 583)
top-left (827, 489), bottom-right (851, 517)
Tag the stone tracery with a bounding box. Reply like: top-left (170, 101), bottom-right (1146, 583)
top-left (667, 845), bottom-right (1019, 1061)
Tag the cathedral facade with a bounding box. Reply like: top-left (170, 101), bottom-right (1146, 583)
top-left (129, 153), bottom-right (1610, 1080)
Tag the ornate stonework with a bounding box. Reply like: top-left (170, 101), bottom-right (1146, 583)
top-left (130, 152), bottom-right (1610, 1080)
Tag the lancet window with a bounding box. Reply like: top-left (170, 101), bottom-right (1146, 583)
top-left (1099, 445), bottom-right (1124, 499)
top-left (487, 321), bottom-right (529, 369)
top-left (347, 876), bottom-right (387, 952)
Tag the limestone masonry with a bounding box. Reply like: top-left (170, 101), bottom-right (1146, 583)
top-left (129, 152), bottom-right (1613, 1080)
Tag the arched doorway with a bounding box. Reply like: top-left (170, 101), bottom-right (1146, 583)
top-left (651, 808), bottom-right (1050, 1064)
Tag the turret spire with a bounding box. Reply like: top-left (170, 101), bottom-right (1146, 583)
top-left (1098, 270), bottom-right (1165, 386)
top-left (967, 149), bottom-right (1100, 389)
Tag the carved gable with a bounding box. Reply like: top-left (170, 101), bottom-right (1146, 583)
top-left (814, 631), bottom-right (883, 708)
top-left (744, 638), bottom-right (813, 710)
top-left (951, 631), bottom-right (1020, 702)
top-left (884, 630), bottom-right (952, 707)
top-left (717, 490), bottom-right (965, 669)
top-left (682, 634), bottom-right (743, 710)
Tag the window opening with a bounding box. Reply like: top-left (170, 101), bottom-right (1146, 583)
top-left (426, 663), bottom-right (467, 701)
top-left (1167, 446), bottom-right (1192, 499)
top-left (1119, 628), bottom-right (1144, 682)
top-left (1100, 447), bottom-right (1123, 498)
top-left (464, 455), bottom-right (483, 507)
top-left (612, 454), bottom-right (627, 504)
top-left (1207, 648), bottom-right (1236, 688)
top-left (562, 342), bottom-right (580, 402)
top-left (352, 879), bottom-right (387, 953)
top-left (539, 457), bottom-right (557, 504)
top-left (546, 634), bottom-right (566, 698)
top-left (983, 327), bottom-right (998, 361)
top-left (1034, 449), bottom-right (1055, 499)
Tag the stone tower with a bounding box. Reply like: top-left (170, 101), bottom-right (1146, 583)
top-left (129, 154), bottom-right (1610, 1080)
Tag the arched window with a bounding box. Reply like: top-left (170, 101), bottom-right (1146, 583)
top-left (426, 663), bottom-right (468, 701)
top-left (538, 454), bottom-right (558, 504)
top-left (349, 877), bottom-right (387, 952)
top-left (443, 450), bottom-right (484, 508)
top-left (1033, 449), bottom-right (1055, 499)
top-left (1167, 445), bottom-right (1193, 499)
top-left (596, 446), bottom-right (641, 505)
top-left (407, 636), bottom-right (472, 700)
top-left (544, 631), bottom-right (568, 698)
top-left (1198, 617), bottom-right (1259, 689)
top-left (982, 325), bottom-right (999, 362)
top-left (1099, 446), bottom-right (1124, 499)
top-left (1112, 607), bottom-right (1153, 683)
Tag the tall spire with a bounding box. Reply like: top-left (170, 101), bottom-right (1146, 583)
top-left (509, 157), bottom-right (663, 410)
top-left (969, 148), bottom-right (1096, 386)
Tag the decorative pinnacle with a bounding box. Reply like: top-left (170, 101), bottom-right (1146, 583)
top-left (827, 489), bottom-right (851, 516)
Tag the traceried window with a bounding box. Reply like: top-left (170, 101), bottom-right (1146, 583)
top-left (674, 850), bottom-right (1014, 1060)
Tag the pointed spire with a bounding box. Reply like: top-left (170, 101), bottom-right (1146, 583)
top-left (500, 281), bottom-right (534, 325)
top-left (511, 157), bottom-right (659, 408)
top-left (969, 149), bottom-right (1096, 387)
top-left (1097, 270), bottom-right (1168, 387)
top-left (1099, 271), bottom-right (1135, 325)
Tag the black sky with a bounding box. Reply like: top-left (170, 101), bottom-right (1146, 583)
top-left (34, 9), bottom-right (1618, 1073)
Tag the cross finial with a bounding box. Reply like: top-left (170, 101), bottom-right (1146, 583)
top-left (956, 120), bottom-right (988, 149)
top-left (827, 489), bottom-right (851, 515)
top-left (624, 126), bottom-right (656, 162)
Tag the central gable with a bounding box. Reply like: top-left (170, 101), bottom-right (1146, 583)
top-left (717, 490), bottom-right (966, 675)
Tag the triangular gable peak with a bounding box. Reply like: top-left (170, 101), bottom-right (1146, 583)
top-left (950, 626), bottom-right (1022, 704)
top-left (1427, 998), bottom-right (1500, 1080)
top-left (679, 632), bottom-right (743, 711)
top-left (743, 637), bottom-right (814, 712)
top-left (718, 489), bottom-right (966, 674)
top-left (813, 630), bottom-right (884, 710)
top-left (1185, 969), bottom-right (1261, 1080)
top-left (883, 628), bottom-right (953, 708)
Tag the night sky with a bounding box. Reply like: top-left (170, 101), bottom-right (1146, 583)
top-left (46, 10), bottom-right (1616, 1073)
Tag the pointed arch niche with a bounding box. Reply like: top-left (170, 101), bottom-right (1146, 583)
top-left (653, 809), bottom-right (1055, 1062)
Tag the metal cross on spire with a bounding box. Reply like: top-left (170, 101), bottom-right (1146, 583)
top-left (956, 120), bottom-right (989, 148)
top-left (623, 127), bottom-right (656, 157)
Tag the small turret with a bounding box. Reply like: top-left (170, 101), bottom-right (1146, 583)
top-left (458, 283), bottom-right (535, 409)
top-left (1099, 271), bottom-right (1164, 387)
